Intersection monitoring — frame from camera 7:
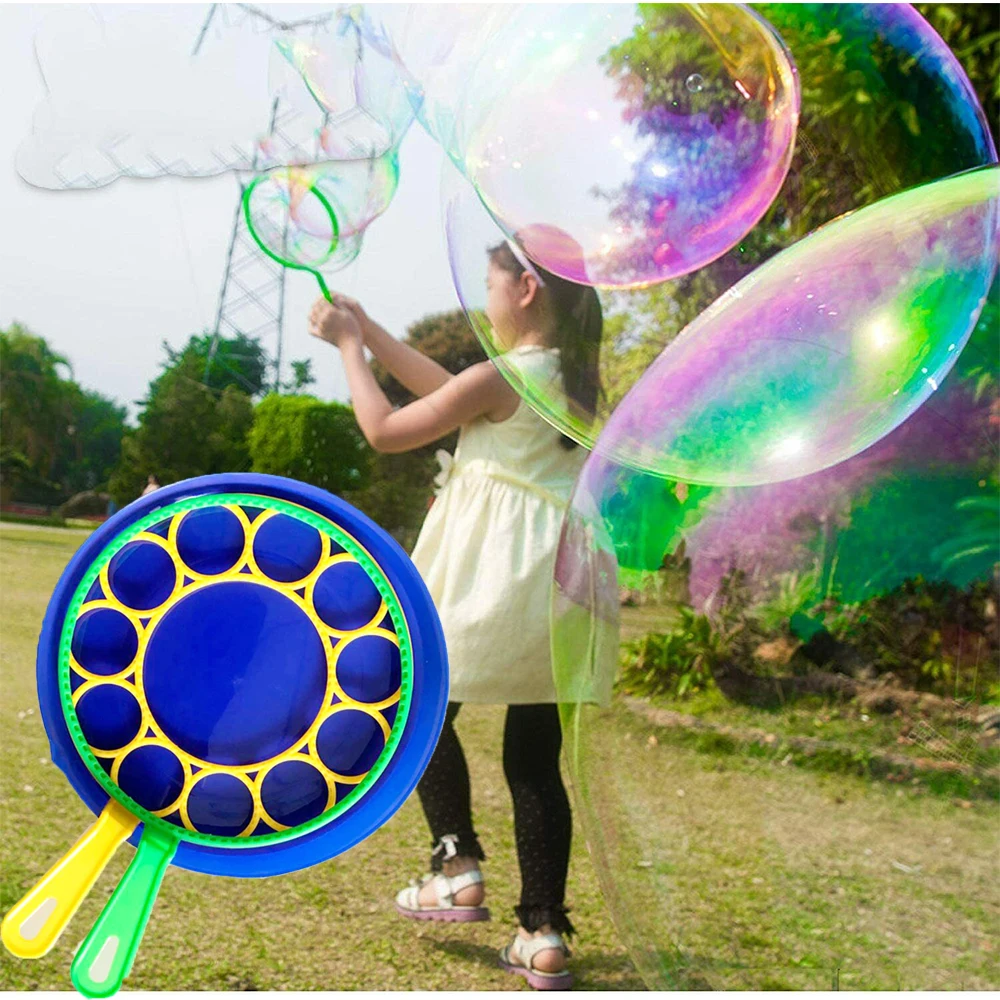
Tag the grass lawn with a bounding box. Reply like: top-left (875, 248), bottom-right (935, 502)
top-left (4, 524), bottom-right (996, 991)
top-left (0, 524), bottom-right (641, 991)
top-left (566, 699), bottom-right (999, 990)
top-left (560, 608), bottom-right (1000, 990)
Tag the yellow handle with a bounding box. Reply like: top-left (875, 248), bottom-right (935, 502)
top-left (2, 800), bottom-right (138, 959)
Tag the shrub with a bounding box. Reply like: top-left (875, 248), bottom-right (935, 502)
top-left (250, 394), bottom-right (371, 496)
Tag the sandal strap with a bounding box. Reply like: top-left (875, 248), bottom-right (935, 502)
top-left (428, 870), bottom-right (483, 905)
top-left (516, 932), bottom-right (569, 969)
top-left (445, 869), bottom-right (483, 894)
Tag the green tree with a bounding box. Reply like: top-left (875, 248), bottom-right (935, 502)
top-left (916, 3), bottom-right (999, 140)
top-left (160, 332), bottom-right (270, 400)
top-left (283, 358), bottom-right (317, 394)
top-left (249, 394), bottom-right (371, 494)
top-left (56, 387), bottom-right (128, 495)
top-left (1, 325), bottom-right (126, 502)
top-left (110, 342), bottom-right (254, 504)
top-left (0, 325), bottom-right (73, 479)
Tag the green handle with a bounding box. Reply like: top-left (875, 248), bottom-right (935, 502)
top-left (70, 824), bottom-right (179, 998)
top-left (313, 269), bottom-right (332, 302)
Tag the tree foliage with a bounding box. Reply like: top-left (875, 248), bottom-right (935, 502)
top-left (154, 332), bottom-right (270, 401)
top-left (109, 336), bottom-right (255, 504)
top-left (1, 325), bottom-right (126, 503)
top-left (249, 394), bottom-right (371, 495)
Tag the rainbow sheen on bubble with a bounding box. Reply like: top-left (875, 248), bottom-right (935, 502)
top-left (268, 8), bottom-right (414, 161)
top-left (445, 4), bottom-right (998, 477)
top-left (552, 297), bottom-right (1000, 986)
top-left (246, 154), bottom-right (400, 276)
top-left (389, 4), bottom-right (517, 155)
top-left (599, 166), bottom-right (999, 485)
top-left (458, 3), bottom-right (800, 288)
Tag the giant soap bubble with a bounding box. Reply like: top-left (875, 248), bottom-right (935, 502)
top-left (267, 7), bottom-right (415, 162)
top-left (388, 4), bottom-right (517, 155)
top-left (444, 4), bottom-right (997, 475)
top-left (445, 163), bottom-right (998, 481)
top-left (553, 291), bottom-right (1000, 988)
top-left (596, 166), bottom-right (999, 485)
top-left (458, 3), bottom-right (800, 288)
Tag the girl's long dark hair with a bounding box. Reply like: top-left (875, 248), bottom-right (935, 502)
top-left (487, 242), bottom-right (603, 449)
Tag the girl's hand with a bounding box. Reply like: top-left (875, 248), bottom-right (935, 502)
top-left (309, 298), bottom-right (363, 350)
top-left (330, 293), bottom-right (374, 345)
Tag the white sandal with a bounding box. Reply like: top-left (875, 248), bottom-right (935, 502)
top-left (499, 931), bottom-right (573, 991)
top-left (395, 869), bottom-right (490, 923)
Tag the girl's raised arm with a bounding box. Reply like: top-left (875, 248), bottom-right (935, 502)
top-left (335, 294), bottom-right (454, 399)
top-left (310, 298), bottom-right (518, 454)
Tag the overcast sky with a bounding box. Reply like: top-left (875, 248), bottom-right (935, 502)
top-left (0, 3), bottom-right (459, 419)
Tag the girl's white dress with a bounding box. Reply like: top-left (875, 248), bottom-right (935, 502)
top-left (409, 346), bottom-right (587, 704)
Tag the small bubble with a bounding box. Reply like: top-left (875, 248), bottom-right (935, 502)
top-left (685, 73), bottom-right (704, 94)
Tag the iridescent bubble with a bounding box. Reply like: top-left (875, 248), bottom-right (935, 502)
top-left (458, 4), bottom-right (800, 288)
top-left (246, 154), bottom-right (400, 279)
top-left (268, 7), bottom-right (415, 161)
top-left (598, 166), bottom-right (999, 485)
top-left (553, 301), bottom-right (1000, 986)
top-left (444, 5), bottom-right (998, 475)
top-left (388, 4), bottom-right (516, 156)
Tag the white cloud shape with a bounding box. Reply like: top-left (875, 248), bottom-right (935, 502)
top-left (17, 3), bottom-right (413, 190)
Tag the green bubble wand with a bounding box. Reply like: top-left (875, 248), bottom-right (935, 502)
top-left (243, 169), bottom-right (341, 301)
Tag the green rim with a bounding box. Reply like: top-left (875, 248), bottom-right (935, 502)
top-left (243, 172), bottom-right (339, 300)
top-left (58, 492), bottom-right (414, 849)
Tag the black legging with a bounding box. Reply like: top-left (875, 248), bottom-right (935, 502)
top-left (416, 702), bottom-right (575, 937)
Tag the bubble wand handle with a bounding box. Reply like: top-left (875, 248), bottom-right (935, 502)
top-left (70, 824), bottom-right (179, 998)
top-left (1, 801), bottom-right (138, 959)
top-left (313, 270), bottom-right (332, 302)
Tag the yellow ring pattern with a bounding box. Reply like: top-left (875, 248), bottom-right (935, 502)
top-left (69, 503), bottom-right (401, 838)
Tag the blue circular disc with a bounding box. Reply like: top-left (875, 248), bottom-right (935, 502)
top-left (336, 635), bottom-right (401, 703)
top-left (117, 745), bottom-right (185, 813)
top-left (260, 760), bottom-right (328, 828)
top-left (106, 541), bottom-right (176, 610)
top-left (314, 561), bottom-right (384, 630)
top-left (316, 710), bottom-right (385, 777)
top-left (37, 473), bottom-right (449, 878)
top-left (143, 582), bottom-right (327, 766)
top-left (253, 515), bottom-right (323, 583)
top-left (176, 507), bottom-right (245, 575)
top-left (71, 608), bottom-right (138, 675)
top-left (76, 685), bottom-right (143, 753)
top-left (187, 773), bottom-right (255, 837)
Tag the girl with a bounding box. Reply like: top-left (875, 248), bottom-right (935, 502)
top-left (308, 239), bottom-right (601, 991)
